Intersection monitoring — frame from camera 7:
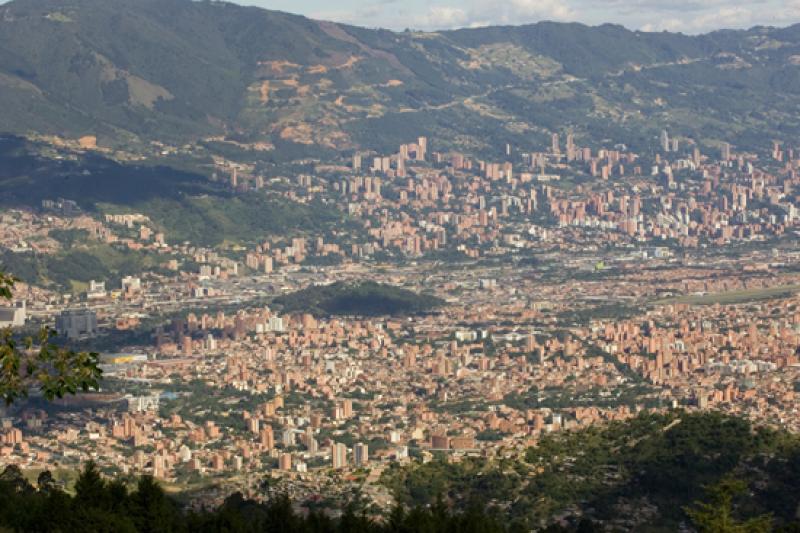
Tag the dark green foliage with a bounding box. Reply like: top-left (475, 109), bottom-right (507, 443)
top-left (0, 325), bottom-right (102, 404)
top-left (0, 136), bottom-right (212, 208)
top-left (0, 463), bottom-right (508, 533)
top-left (274, 281), bottom-right (444, 317)
top-left (0, 246), bottom-right (164, 290)
top-left (135, 194), bottom-right (346, 247)
top-left (0, 269), bottom-right (102, 404)
top-left (685, 477), bottom-right (773, 533)
top-left (0, 269), bottom-right (14, 300)
top-left (48, 229), bottom-right (90, 249)
top-left (384, 411), bottom-right (800, 530)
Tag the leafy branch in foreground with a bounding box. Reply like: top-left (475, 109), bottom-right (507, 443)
top-left (0, 270), bottom-right (102, 405)
top-left (0, 271), bottom-right (14, 300)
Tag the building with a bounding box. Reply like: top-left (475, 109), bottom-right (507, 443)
top-left (121, 276), bottom-right (141, 293)
top-left (86, 280), bottom-right (107, 300)
top-left (331, 442), bottom-right (347, 469)
top-left (260, 426), bottom-right (274, 450)
top-left (430, 434), bottom-right (449, 450)
top-left (353, 443), bottom-right (369, 467)
top-left (0, 301), bottom-right (26, 328)
top-left (551, 133), bottom-right (560, 154)
top-left (55, 309), bottom-right (98, 340)
top-left (269, 316), bottom-right (284, 332)
top-left (721, 142), bottom-right (731, 161)
top-left (127, 395), bottom-right (160, 413)
top-left (660, 130), bottom-right (670, 152)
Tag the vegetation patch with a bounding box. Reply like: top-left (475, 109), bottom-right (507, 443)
top-left (274, 281), bottom-right (444, 317)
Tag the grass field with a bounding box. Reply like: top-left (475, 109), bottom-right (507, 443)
top-left (652, 284), bottom-right (800, 306)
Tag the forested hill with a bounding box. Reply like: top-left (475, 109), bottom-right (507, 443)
top-left (382, 410), bottom-right (800, 530)
top-left (2, 0), bottom-right (800, 154)
top-left (0, 411), bottom-right (798, 531)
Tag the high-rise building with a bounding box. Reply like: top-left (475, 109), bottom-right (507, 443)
top-left (342, 399), bottom-right (353, 418)
top-left (331, 442), bottom-right (347, 469)
top-left (660, 130), bottom-right (670, 152)
top-left (566, 134), bottom-right (576, 161)
top-left (353, 443), bottom-right (369, 467)
top-left (55, 309), bottom-right (98, 340)
top-left (260, 426), bottom-right (274, 450)
top-left (721, 142), bottom-right (731, 161)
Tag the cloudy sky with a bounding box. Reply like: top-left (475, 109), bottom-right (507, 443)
top-left (237, 0), bottom-right (800, 33)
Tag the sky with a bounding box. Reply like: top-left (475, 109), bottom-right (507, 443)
top-left (235, 0), bottom-right (800, 34)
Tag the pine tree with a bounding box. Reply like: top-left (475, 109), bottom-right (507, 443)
top-left (685, 477), bottom-right (773, 533)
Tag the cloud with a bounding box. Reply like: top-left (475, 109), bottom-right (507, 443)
top-left (299, 0), bottom-right (800, 33)
top-left (640, 5), bottom-right (756, 32)
top-left (418, 6), bottom-right (469, 28)
top-left (405, 0), bottom-right (576, 30)
top-left (594, 0), bottom-right (768, 15)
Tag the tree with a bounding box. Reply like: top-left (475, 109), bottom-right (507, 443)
top-left (685, 477), bottom-right (773, 533)
top-left (36, 470), bottom-right (56, 493)
top-left (129, 475), bottom-right (180, 532)
top-left (0, 464), bottom-right (33, 494)
top-left (0, 271), bottom-right (14, 300)
top-left (0, 269), bottom-right (102, 404)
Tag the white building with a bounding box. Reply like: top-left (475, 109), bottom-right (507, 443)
top-left (0, 301), bottom-right (26, 328)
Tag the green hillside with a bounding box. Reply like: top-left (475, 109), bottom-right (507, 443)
top-left (0, 136), bottom-right (354, 249)
top-left (383, 410), bottom-right (800, 530)
top-left (274, 281), bottom-right (445, 317)
top-left (119, 194), bottom-right (346, 247)
top-left (0, 245), bottom-right (167, 291)
top-left (1, 0), bottom-right (800, 154)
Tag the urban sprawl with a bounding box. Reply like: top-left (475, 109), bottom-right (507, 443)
top-left (2, 130), bottom-right (800, 511)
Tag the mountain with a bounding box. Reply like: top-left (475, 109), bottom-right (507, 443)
top-left (2, 0), bottom-right (800, 155)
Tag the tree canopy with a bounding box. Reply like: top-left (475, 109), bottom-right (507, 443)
top-left (0, 269), bottom-right (101, 404)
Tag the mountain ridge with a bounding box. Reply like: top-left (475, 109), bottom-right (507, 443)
top-left (2, 0), bottom-right (800, 155)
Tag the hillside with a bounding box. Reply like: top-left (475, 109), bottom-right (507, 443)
top-left (0, 135), bottom-right (351, 248)
top-left (0, 411), bottom-right (797, 531)
top-left (383, 410), bottom-right (800, 530)
top-left (273, 281), bottom-right (444, 317)
top-left (1, 0), bottom-right (800, 155)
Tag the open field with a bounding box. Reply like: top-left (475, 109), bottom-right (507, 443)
top-left (652, 284), bottom-right (800, 306)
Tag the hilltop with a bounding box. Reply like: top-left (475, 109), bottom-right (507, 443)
top-left (1, 0), bottom-right (800, 155)
top-left (273, 281), bottom-right (445, 317)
